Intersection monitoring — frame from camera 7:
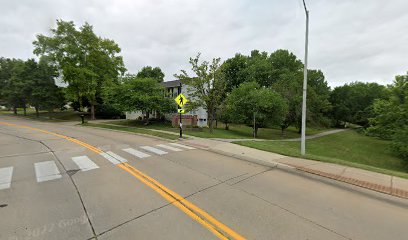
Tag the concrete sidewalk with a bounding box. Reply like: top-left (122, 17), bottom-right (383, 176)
top-left (182, 137), bottom-right (408, 200)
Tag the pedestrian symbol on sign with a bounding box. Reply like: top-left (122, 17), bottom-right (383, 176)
top-left (175, 93), bottom-right (188, 108)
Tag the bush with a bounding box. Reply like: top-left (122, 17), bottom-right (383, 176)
top-left (95, 104), bottom-right (124, 119)
top-left (391, 127), bottom-right (408, 163)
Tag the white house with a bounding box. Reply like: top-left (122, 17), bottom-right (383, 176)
top-left (126, 80), bottom-right (208, 127)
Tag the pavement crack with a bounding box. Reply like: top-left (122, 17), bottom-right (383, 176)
top-left (183, 172), bottom-right (250, 200)
top-left (0, 130), bottom-right (99, 239)
top-left (39, 141), bottom-right (99, 240)
top-left (96, 202), bottom-right (173, 238)
top-left (228, 167), bottom-right (275, 186)
top-left (66, 169), bottom-right (80, 177)
top-left (96, 173), bottom-right (247, 238)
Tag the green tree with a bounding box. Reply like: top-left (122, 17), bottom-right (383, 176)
top-left (330, 82), bottom-right (388, 127)
top-left (1, 59), bottom-right (31, 115)
top-left (175, 53), bottom-right (226, 133)
top-left (220, 53), bottom-right (247, 92)
top-left (136, 66), bottom-right (165, 82)
top-left (104, 76), bottom-right (173, 124)
top-left (29, 58), bottom-right (65, 116)
top-left (217, 101), bottom-right (233, 130)
top-left (221, 49), bottom-right (303, 92)
top-left (33, 19), bottom-right (126, 120)
top-left (273, 69), bottom-right (331, 134)
top-left (0, 58), bottom-right (15, 108)
top-left (226, 82), bottom-right (287, 138)
top-left (367, 72), bottom-right (408, 162)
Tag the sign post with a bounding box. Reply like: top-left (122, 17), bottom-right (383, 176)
top-left (175, 84), bottom-right (188, 138)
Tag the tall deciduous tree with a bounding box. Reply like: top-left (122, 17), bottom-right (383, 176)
top-left (220, 53), bottom-right (247, 92)
top-left (0, 58), bottom-right (16, 108)
top-left (33, 19), bottom-right (125, 120)
top-left (367, 72), bottom-right (408, 162)
top-left (175, 53), bottom-right (226, 133)
top-left (0, 58), bottom-right (65, 116)
top-left (330, 82), bottom-right (388, 127)
top-left (29, 58), bottom-right (65, 116)
top-left (1, 58), bottom-right (29, 114)
top-left (226, 82), bottom-right (287, 138)
top-left (136, 66), bottom-right (165, 82)
top-left (104, 76), bottom-right (173, 124)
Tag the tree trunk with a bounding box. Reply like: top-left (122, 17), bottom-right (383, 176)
top-left (145, 111), bottom-right (150, 125)
top-left (253, 111), bottom-right (256, 138)
top-left (90, 104), bottom-right (95, 120)
top-left (225, 122), bottom-right (229, 130)
top-left (254, 126), bottom-right (259, 138)
top-left (13, 107), bottom-right (17, 115)
top-left (208, 110), bottom-right (214, 133)
top-left (23, 105), bottom-right (27, 116)
top-left (35, 106), bottom-right (39, 118)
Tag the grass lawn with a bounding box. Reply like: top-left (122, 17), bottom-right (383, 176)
top-left (236, 130), bottom-right (408, 179)
top-left (0, 109), bottom-right (90, 122)
top-left (104, 119), bottom-right (331, 140)
top-left (83, 123), bottom-right (180, 140)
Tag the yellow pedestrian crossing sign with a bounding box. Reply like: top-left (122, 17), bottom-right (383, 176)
top-left (177, 109), bottom-right (185, 114)
top-left (175, 93), bottom-right (188, 108)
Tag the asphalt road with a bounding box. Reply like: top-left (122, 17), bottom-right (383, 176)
top-left (1, 116), bottom-right (408, 240)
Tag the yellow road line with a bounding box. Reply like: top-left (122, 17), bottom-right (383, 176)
top-left (123, 162), bottom-right (245, 240)
top-left (117, 164), bottom-right (229, 240)
top-left (0, 121), bottom-right (245, 240)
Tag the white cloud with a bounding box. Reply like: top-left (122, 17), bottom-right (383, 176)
top-left (1, 0), bottom-right (407, 87)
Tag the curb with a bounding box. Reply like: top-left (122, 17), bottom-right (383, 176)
top-left (294, 165), bottom-right (408, 199)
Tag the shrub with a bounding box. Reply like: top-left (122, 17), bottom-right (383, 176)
top-left (391, 127), bottom-right (408, 163)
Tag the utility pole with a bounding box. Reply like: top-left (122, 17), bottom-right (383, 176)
top-left (179, 82), bottom-right (183, 138)
top-left (301, 0), bottom-right (309, 156)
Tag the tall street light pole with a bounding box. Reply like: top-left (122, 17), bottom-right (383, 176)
top-left (301, 0), bottom-right (309, 156)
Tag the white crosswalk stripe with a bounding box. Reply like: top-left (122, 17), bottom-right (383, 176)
top-left (140, 146), bottom-right (168, 155)
top-left (168, 143), bottom-right (195, 150)
top-left (157, 144), bottom-right (182, 152)
top-left (0, 167), bottom-right (13, 190)
top-left (100, 151), bottom-right (128, 165)
top-left (72, 156), bottom-right (99, 172)
top-left (123, 148), bottom-right (151, 158)
top-left (34, 161), bottom-right (62, 183)
top-left (1, 143), bottom-right (194, 189)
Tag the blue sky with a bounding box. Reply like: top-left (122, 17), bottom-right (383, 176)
top-left (1, 0), bottom-right (407, 87)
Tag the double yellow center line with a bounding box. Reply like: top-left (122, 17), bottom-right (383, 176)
top-left (0, 121), bottom-right (245, 240)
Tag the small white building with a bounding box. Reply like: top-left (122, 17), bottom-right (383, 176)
top-left (126, 80), bottom-right (208, 127)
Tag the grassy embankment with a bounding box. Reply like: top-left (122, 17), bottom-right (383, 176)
top-left (0, 108), bottom-right (89, 122)
top-left (236, 130), bottom-right (408, 179)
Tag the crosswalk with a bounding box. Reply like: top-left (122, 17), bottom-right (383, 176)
top-left (0, 143), bottom-right (195, 190)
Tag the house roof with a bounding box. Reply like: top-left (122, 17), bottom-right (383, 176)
top-left (161, 80), bottom-right (181, 88)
